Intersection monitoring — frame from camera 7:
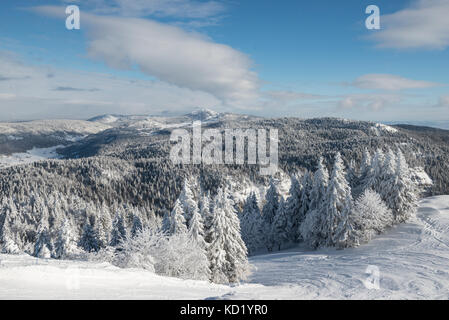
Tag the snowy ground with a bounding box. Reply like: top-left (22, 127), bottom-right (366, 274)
top-left (1, 196), bottom-right (448, 300)
top-left (0, 146), bottom-right (63, 169)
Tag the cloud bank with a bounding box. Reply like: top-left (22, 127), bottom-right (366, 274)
top-left (370, 0), bottom-right (449, 50)
top-left (35, 6), bottom-right (260, 108)
top-left (351, 74), bottom-right (442, 91)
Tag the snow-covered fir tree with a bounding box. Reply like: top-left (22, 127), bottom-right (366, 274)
top-left (271, 197), bottom-right (289, 251)
top-left (34, 220), bottom-right (52, 258)
top-left (178, 177), bottom-right (200, 227)
top-left (199, 193), bottom-right (214, 244)
top-left (162, 199), bottom-right (188, 235)
top-left (261, 179), bottom-right (280, 252)
top-left (188, 202), bottom-right (207, 249)
top-left (110, 213), bottom-right (128, 246)
top-left (391, 150), bottom-right (418, 222)
top-left (361, 148), bottom-right (385, 193)
top-left (54, 219), bottom-right (79, 259)
top-left (284, 174), bottom-right (303, 243)
top-left (300, 158), bottom-right (329, 248)
top-left (320, 153), bottom-right (354, 248)
top-left (240, 192), bottom-right (263, 255)
top-left (309, 157), bottom-right (329, 211)
top-left (0, 215), bottom-right (20, 254)
top-left (79, 218), bottom-right (101, 253)
top-left (352, 189), bottom-right (393, 244)
top-left (208, 188), bottom-right (250, 284)
top-left (131, 211), bottom-right (143, 237)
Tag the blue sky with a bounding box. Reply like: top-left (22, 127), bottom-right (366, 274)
top-left (0, 0), bottom-right (448, 121)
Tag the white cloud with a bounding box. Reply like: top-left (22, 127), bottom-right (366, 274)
top-left (35, 6), bottom-right (260, 107)
top-left (369, 0), bottom-right (449, 49)
top-left (338, 94), bottom-right (401, 111)
top-left (0, 51), bottom-right (221, 121)
top-left (351, 74), bottom-right (442, 91)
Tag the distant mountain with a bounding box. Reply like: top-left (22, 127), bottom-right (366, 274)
top-left (185, 108), bottom-right (221, 121)
top-left (383, 120), bottom-right (449, 131)
top-left (0, 119), bottom-right (111, 155)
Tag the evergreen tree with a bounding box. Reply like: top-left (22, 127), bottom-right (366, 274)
top-left (300, 159), bottom-right (329, 247)
top-left (54, 220), bottom-right (79, 259)
top-left (188, 203), bottom-right (207, 249)
top-left (240, 192), bottom-right (263, 255)
top-left (34, 221), bottom-right (52, 258)
top-left (200, 193), bottom-right (214, 244)
top-left (80, 218), bottom-right (101, 253)
top-left (391, 150), bottom-right (418, 222)
top-left (0, 215), bottom-right (20, 254)
top-left (262, 179), bottom-right (280, 252)
top-left (377, 148), bottom-right (398, 211)
top-left (131, 211), bottom-right (143, 237)
top-left (352, 189), bottom-right (393, 244)
top-left (178, 178), bottom-right (199, 227)
top-left (162, 199), bottom-right (188, 235)
top-left (110, 213), bottom-right (127, 246)
top-left (208, 188), bottom-right (250, 284)
top-left (361, 148), bottom-right (385, 193)
top-left (321, 153), bottom-right (353, 248)
top-left (309, 157), bottom-right (329, 211)
top-left (284, 174), bottom-right (302, 243)
top-left (271, 197), bottom-right (289, 251)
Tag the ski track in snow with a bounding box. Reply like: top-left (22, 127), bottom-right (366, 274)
top-left (1, 196), bottom-right (449, 299)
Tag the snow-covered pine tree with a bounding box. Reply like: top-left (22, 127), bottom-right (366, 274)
top-left (199, 193), bottom-right (214, 244)
top-left (0, 215), bottom-right (20, 254)
top-left (361, 148), bottom-right (385, 193)
top-left (346, 158), bottom-right (358, 189)
top-left (208, 188), bottom-right (250, 284)
top-left (321, 152), bottom-right (353, 248)
top-left (262, 179), bottom-right (280, 252)
top-left (271, 197), bottom-right (289, 251)
top-left (33, 221), bottom-right (52, 258)
top-left (377, 148), bottom-right (398, 212)
top-left (309, 157), bottom-right (329, 211)
top-left (300, 158), bottom-right (329, 247)
top-left (79, 218), bottom-right (101, 253)
top-left (97, 203), bottom-right (112, 246)
top-left (178, 177), bottom-right (200, 227)
top-left (188, 202), bottom-right (207, 249)
top-left (110, 213), bottom-right (128, 247)
top-left (240, 192), bottom-right (263, 255)
top-left (131, 211), bottom-right (143, 237)
top-left (334, 194), bottom-right (356, 249)
top-left (162, 199), bottom-right (188, 235)
top-left (352, 189), bottom-right (393, 243)
top-left (353, 148), bottom-right (372, 196)
top-left (284, 174), bottom-right (303, 243)
top-left (391, 150), bottom-right (418, 222)
top-left (54, 219), bottom-right (79, 259)
top-left (186, 205), bottom-right (210, 278)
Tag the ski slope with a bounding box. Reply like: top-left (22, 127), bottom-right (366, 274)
top-left (0, 196), bottom-right (448, 300)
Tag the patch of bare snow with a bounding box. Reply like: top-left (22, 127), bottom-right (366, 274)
top-left (0, 145), bottom-right (63, 169)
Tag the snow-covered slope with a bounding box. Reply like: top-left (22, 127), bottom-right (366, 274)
top-left (1, 196), bottom-right (448, 299)
top-left (0, 120), bottom-right (111, 136)
top-left (0, 146), bottom-right (63, 169)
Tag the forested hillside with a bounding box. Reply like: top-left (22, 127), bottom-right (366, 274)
top-left (0, 113), bottom-right (446, 283)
